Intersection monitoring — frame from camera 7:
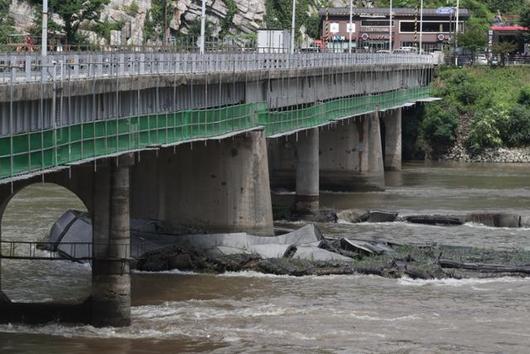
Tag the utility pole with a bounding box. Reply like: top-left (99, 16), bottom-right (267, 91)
top-left (291, 0), bottom-right (297, 54)
top-left (42, 0), bottom-right (48, 57)
top-left (455, 0), bottom-right (460, 65)
top-left (200, 0), bottom-right (206, 54)
top-left (419, 0), bottom-right (424, 53)
top-left (348, 0), bottom-right (353, 54)
top-left (163, 0), bottom-right (168, 46)
top-left (389, 0), bottom-right (393, 52)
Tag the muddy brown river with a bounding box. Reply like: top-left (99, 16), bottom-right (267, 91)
top-left (1, 161), bottom-right (530, 353)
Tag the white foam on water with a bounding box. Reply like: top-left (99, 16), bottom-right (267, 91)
top-left (349, 313), bottom-right (421, 322)
top-left (398, 276), bottom-right (530, 287)
top-left (132, 269), bottom-right (199, 275)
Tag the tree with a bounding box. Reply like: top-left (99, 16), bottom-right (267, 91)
top-left (492, 41), bottom-right (518, 66)
top-left (30, 0), bottom-right (110, 45)
top-left (457, 24), bottom-right (487, 62)
top-left (0, 0), bottom-right (15, 48)
top-left (520, 7), bottom-right (530, 43)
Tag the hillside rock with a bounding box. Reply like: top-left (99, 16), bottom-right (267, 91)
top-left (7, 0), bottom-right (374, 46)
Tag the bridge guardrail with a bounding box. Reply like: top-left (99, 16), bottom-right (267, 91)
top-left (0, 52), bottom-right (435, 84)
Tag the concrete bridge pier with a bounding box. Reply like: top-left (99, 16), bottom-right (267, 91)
top-left (383, 109), bottom-right (402, 171)
top-left (319, 114), bottom-right (385, 192)
top-left (91, 155), bottom-right (133, 327)
top-left (367, 111), bottom-right (385, 189)
top-left (131, 131), bottom-right (274, 236)
top-left (293, 128), bottom-right (320, 213)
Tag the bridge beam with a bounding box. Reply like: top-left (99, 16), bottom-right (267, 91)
top-left (294, 128), bottom-right (320, 213)
top-left (91, 155), bottom-right (133, 327)
top-left (383, 108), bottom-right (402, 171)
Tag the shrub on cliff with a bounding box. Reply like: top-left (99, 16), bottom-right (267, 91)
top-left (503, 105), bottom-right (530, 147)
top-left (466, 107), bottom-right (506, 151)
top-left (419, 103), bottom-right (459, 156)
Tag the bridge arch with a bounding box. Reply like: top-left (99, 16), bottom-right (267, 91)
top-left (0, 182), bottom-right (91, 304)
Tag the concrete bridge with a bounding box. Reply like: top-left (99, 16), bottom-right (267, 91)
top-left (0, 51), bottom-right (436, 326)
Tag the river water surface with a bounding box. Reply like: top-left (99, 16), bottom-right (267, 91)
top-left (1, 161), bottom-right (530, 353)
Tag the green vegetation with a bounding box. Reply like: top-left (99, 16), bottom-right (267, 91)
top-left (219, 0), bottom-right (238, 38)
top-left (91, 19), bottom-right (124, 44)
top-left (0, 0), bottom-right (15, 48)
top-left (144, 0), bottom-right (174, 42)
top-left (413, 67), bottom-right (530, 157)
top-left (265, 0), bottom-right (320, 39)
top-left (29, 0), bottom-right (110, 45)
top-left (123, 1), bottom-right (139, 17)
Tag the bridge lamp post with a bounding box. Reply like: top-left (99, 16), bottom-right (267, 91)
top-left (348, 0), bottom-right (353, 54)
top-left (42, 0), bottom-right (48, 57)
top-left (419, 0), bottom-right (424, 54)
top-left (200, 0), bottom-right (206, 54)
top-left (454, 0), bottom-right (460, 65)
top-left (291, 0), bottom-right (297, 54)
top-left (389, 0), bottom-right (393, 52)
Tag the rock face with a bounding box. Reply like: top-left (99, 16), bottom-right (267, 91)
top-left (8, 0), bottom-right (374, 45)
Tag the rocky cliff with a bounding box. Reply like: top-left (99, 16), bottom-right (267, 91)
top-left (8, 0), bottom-right (374, 45)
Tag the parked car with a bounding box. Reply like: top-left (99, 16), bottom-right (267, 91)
top-left (476, 54), bottom-right (488, 65)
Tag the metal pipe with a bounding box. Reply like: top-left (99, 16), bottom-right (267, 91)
top-left (42, 0), bottom-right (48, 57)
top-left (200, 0), bottom-right (206, 54)
top-left (455, 0), bottom-right (460, 65)
top-left (348, 0), bottom-right (353, 54)
top-left (389, 0), bottom-right (393, 52)
top-left (291, 0), bottom-right (297, 54)
top-left (419, 0), bottom-right (424, 54)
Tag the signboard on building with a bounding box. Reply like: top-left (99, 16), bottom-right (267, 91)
top-left (330, 23), bottom-right (340, 33)
top-left (347, 23), bottom-right (356, 33)
top-left (436, 7), bottom-right (455, 15)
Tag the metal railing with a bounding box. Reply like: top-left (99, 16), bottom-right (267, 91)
top-left (0, 240), bottom-right (129, 261)
top-left (0, 52), bottom-right (435, 84)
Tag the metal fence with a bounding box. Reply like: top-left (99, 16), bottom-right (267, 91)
top-left (0, 52), bottom-right (435, 84)
top-left (0, 240), bottom-right (130, 261)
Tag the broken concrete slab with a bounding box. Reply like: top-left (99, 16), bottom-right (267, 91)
top-left (360, 210), bottom-right (399, 223)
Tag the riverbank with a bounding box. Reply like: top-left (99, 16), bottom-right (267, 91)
top-left (443, 145), bottom-right (530, 163)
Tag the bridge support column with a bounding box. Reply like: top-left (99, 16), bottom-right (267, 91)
top-left (91, 155), bottom-right (132, 327)
top-left (294, 128), bottom-right (319, 213)
top-left (368, 111), bottom-right (385, 185)
top-left (383, 109), bottom-right (402, 171)
top-left (131, 131), bottom-right (274, 236)
top-left (319, 115), bottom-right (385, 191)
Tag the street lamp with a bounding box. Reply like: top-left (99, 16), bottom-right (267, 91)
top-left (419, 0), bottom-right (424, 53)
top-left (199, 0), bottom-right (206, 54)
top-left (291, 0), bottom-right (297, 54)
top-left (389, 0), bottom-right (393, 52)
top-left (454, 0), bottom-right (460, 65)
top-left (348, 0), bottom-right (353, 54)
top-left (42, 0), bottom-right (48, 56)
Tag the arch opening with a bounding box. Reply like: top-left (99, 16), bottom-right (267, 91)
top-left (1, 183), bottom-right (91, 304)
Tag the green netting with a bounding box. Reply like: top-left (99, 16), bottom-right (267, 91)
top-left (0, 103), bottom-right (259, 179)
top-left (0, 86), bottom-right (431, 180)
top-left (263, 86), bottom-right (431, 136)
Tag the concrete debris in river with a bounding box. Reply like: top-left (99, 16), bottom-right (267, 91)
top-left (46, 210), bottom-right (530, 280)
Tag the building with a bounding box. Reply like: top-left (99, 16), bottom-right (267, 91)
top-left (319, 7), bottom-right (470, 52)
top-left (489, 25), bottom-right (529, 55)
